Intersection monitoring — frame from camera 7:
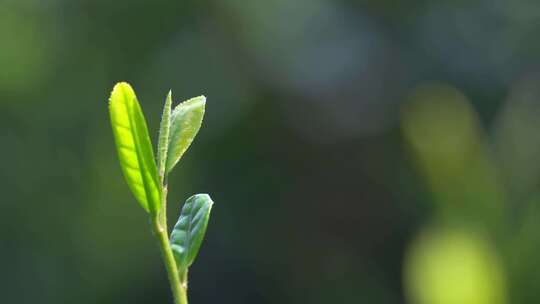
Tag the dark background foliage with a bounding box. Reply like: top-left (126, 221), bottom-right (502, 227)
top-left (2, 0), bottom-right (540, 303)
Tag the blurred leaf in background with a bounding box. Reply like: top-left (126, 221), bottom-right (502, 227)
top-left (405, 227), bottom-right (507, 304)
top-left (401, 84), bottom-right (506, 228)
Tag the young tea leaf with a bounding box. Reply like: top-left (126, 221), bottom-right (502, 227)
top-left (157, 90), bottom-right (172, 178)
top-left (170, 194), bottom-right (214, 271)
top-left (165, 96), bottom-right (206, 174)
top-left (109, 82), bottom-right (161, 214)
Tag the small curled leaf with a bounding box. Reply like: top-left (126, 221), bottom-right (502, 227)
top-left (166, 96), bottom-right (206, 174)
top-left (157, 91), bottom-right (172, 177)
top-left (109, 82), bottom-right (161, 214)
top-left (170, 194), bottom-right (214, 271)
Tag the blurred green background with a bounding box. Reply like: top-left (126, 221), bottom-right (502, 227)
top-left (2, 0), bottom-right (540, 303)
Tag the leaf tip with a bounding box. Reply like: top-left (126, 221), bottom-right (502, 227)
top-left (198, 95), bottom-right (206, 105)
top-left (112, 81), bottom-right (133, 92)
top-left (187, 95), bottom-right (207, 107)
top-left (189, 193), bottom-right (214, 208)
top-left (109, 82), bottom-right (134, 103)
top-left (202, 193), bottom-right (214, 205)
top-left (190, 95), bottom-right (206, 113)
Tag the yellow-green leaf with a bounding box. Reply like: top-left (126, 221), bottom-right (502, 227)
top-left (109, 82), bottom-right (161, 214)
top-left (166, 96), bottom-right (206, 174)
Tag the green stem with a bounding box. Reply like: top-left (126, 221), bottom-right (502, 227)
top-left (156, 146), bottom-right (188, 304)
top-left (152, 215), bottom-right (188, 304)
top-left (153, 172), bottom-right (188, 304)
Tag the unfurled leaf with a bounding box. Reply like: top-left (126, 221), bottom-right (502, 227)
top-left (166, 96), bottom-right (206, 174)
top-left (109, 82), bottom-right (161, 214)
top-left (157, 90), bottom-right (172, 178)
top-left (170, 194), bottom-right (214, 271)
